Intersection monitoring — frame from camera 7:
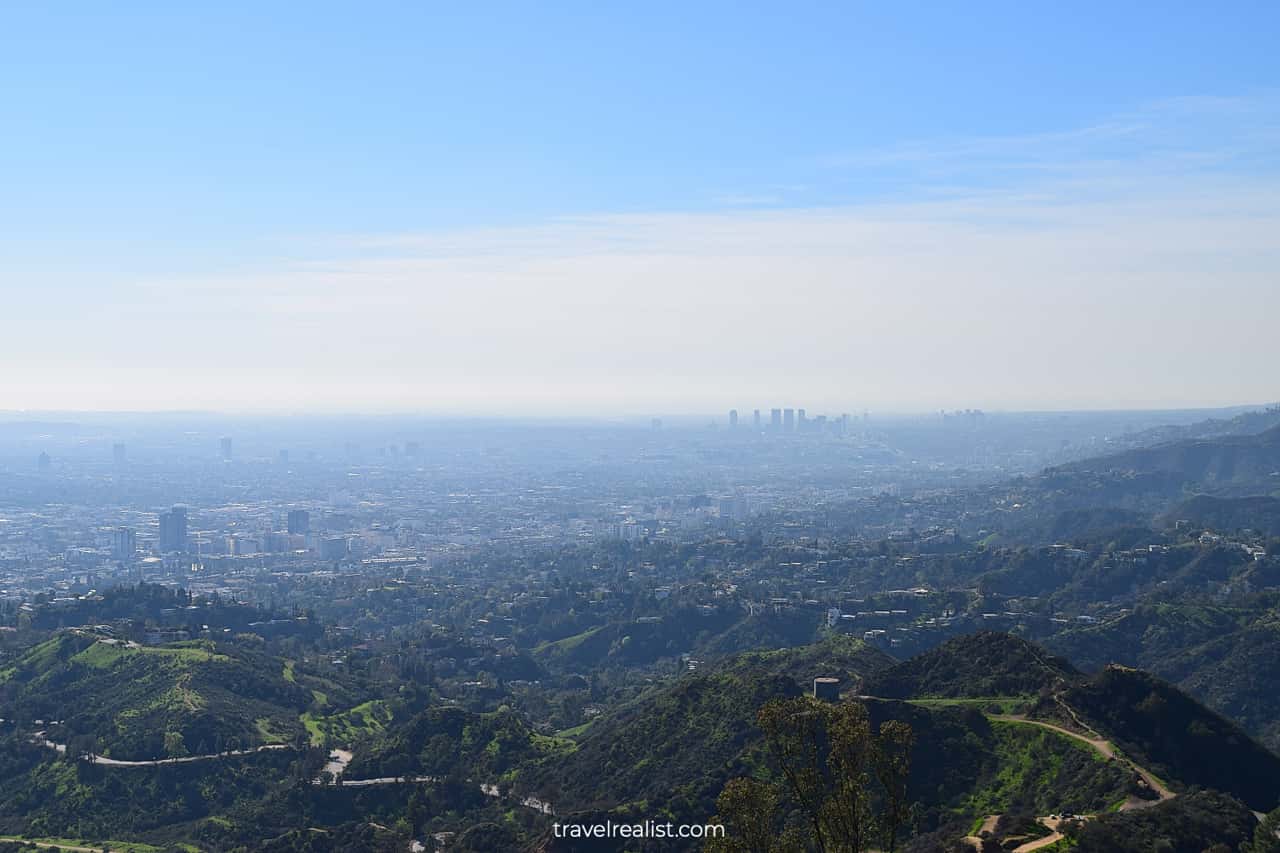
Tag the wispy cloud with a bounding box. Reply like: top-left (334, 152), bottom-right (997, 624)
top-left (818, 121), bottom-right (1149, 170)
top-left (816, 91), bottom-right (1280, 184)
top-left (5, 95), bottom-right (1280, 413)
top-left (710, 193), bottom-right (788, 207)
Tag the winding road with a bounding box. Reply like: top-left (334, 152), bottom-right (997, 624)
top-left (40, 737), bottom-right (557, 815)
top-left (42, 739), bottom-right (291, 767)
top-left (0, 839), bottom-right (107, 852)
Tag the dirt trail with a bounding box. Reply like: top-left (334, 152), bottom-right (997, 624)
top-left (961, 814), bottom-right (1001, 849)
top-left (988, 715), bottom-right (1174, 805)
top-left (1012, 818), bottom-right (1064, 852)
top-left (964, 711), bottom-right (1176, 850)
top-left (988, 715), bottom-right (1116, 758)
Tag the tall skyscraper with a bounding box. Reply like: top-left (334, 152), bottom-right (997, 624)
top-left (112, 527), bottom-right (137, 561)
top-left (770, 409), bottom-right (782, 430)
top-left (159, 505), bottom-right (188, 553)
top-left (797, 409), bottom-right (807, 431)
top-left (753, 409), bottom-right (761, 430)
top-left (112, 443), bottom-right (127, 464)
top-left (783, 408), bottom-right (795, 432)
top-left (728, 409), bottom-right (738, 428)
top-left (287, 509), bottom-right (311, 535)
top-left (220, 437), bottom-right (232, 459)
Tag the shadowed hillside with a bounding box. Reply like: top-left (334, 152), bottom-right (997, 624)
top-left (860, 631), bottom-right (1078, 699)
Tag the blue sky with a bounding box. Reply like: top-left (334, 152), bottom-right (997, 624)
top-left (3, 3), bottom-right (1279, 413)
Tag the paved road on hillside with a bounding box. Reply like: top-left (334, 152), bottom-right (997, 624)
top-left (43, 739), bottom-right (291, 766)
top-left (0, 838), bottom-right (105, 852)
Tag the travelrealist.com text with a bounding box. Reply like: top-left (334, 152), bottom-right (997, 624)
top-left (551, 820), bottom-right (726, 840)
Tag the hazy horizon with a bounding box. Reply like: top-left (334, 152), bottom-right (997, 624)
top-left (0, 401), bottom-right (1274, 423)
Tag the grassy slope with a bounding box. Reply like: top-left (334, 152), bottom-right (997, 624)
top-left (0, 633), bottom-right (367, 760)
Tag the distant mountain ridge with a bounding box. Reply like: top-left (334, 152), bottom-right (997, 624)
top-left (1165, 493), bottom-right (1280, 535)
top-left (987, 420), bottom-right (1280, 542)
top-left (1050, 422), bottom-right (1280, 495)
top-left (1117, 405), bottom-right (1280, 449)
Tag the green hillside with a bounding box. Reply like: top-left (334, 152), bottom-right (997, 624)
top-left (1164, 618), bottom-right (1280, 752)
top-left (1048, 605), bottom-right (1280, 752)
top-left (5, 625), bottom-right (1278, 851)
top-left (521, 668), bottom-right (1138, 842)
top-left (527, 671), bottom-right (799, 816)
top-left (0, 742), bottom-right (298, 844)
top-left (1057, 665), bottom-right (1280, 812)
top-left (1064, 790), bottom-right (1258, 852)
top-left (530, 606), bottom-right (824, 673)
top-left (1046, 603), bottom-right (1255, 673)
top-left (0, 632), bottom-right (360, 760)
top-left (852, 632), bottom-right (1280, 812)
top-left (1166, 494), bottom-right (1280, 536)
top-left (860, 631), bottom-right (1078, 699)
top-left (513, 636), bottom-right (1147, 836)
top-left (713, 632), bottom-right (895, 687)
top-left (344, 704), bottom-right (568, 781)
top-left (1048, 423), bottom-right (1280, 502)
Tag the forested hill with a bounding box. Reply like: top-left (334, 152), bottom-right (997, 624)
top-left (4, 627), bottom-right (1280, 850)
top-left (519, 632), bottom-right (1280, 850)
top-left (1165, 494), bottom-right (1280, 536)
top-left (859, 631), bottom-right (1078, 699)
top-left (980, 421), bottom-right (1280, 543)
top-left (712, 633), bottom-right (895, 686)
top-left (1048, 422), bottom-right (1280, 496)
top-left (0, 631), bottom-right (360, 760)
top-left (848, 633), bottom-right (1280, 813)
top-left (519, 643), bottom-right (1130, 838)
top-left (1046, 602), bottom-right (1280, 748)
top-left (1060, 665), bottom-right (1280, 812)
top-left (1117, 405), bottom-right (1280, 451)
